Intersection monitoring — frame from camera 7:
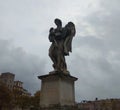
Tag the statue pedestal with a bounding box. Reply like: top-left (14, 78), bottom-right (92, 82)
top-left (38, 72), bottom-right (78, 107)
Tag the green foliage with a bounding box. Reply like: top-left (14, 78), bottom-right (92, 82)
top-left (17, 95), bottom-right (31, 109)
top-left (0, 82), bottom-right (40, 110)
top-left (31, 90), bottom-right (40, 109)
top-left (0, 81), bottom-right (13, 109)
top-left (13, 87), bottom-right (32, 109)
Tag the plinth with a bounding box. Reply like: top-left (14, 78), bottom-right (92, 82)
top-left (38, 72), bottom-right (78, 107)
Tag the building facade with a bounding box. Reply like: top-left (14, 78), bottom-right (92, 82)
top-left (0, 72), bottom-right (15, 90)
top-left (78, 99), bottom-right (120, 110)
top-left (0, 72), bottom-right (31, 97)
top-left (13, 80), bottom-right (23, 96)
top-left (22, 89), bottom-right (31, 97)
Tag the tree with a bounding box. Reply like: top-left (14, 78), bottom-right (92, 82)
top-left (111, 99), bottom-right (117, 110)
top-left (0, 81), bottom-right (13, 109)
top-left (13, 88), bottom-right (23, 106)
top-left (12, 88), bottom-right (31, 110)
top-left (18, 95), bottom-right (31, 110)
top-left (31, 90), bottom-right (40, 110)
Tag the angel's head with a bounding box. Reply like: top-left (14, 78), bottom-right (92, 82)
top-left (54, 18), bottom-right (62, 28)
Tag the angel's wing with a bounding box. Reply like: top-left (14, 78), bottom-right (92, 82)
top-left (64, 22), bottom-right (76, 55)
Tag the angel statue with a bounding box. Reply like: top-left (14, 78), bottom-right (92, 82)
top-left (48, 18), bottom-right (76, 74)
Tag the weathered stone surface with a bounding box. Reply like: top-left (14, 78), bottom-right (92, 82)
top-left (39, 105), bottom-right (79, 110)
top-left (38, 73), bottom-right (78, 108)
top-left (48, 19), bottom-right (76, 73)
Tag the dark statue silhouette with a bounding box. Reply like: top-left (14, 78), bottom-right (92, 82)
top-left (49, 18), bottom-right (76, 74)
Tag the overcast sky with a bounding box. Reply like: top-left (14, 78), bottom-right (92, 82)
top-left (0, 0), bottom-right (120, 102)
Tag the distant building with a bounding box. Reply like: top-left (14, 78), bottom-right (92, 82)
top-left (0, 72), bottom-right (15, 90)
top-left (77, 98), bottom-right (120, 110)
top-left (22, 89), bottom-right (31, 97)
top-left (78, 101), bottom-right (94, 110)
top-left (13, 80), bottom-right (23, 96)
top-left (0, 72), bottom-right (31, 97)
top-left (14, 81), bottom-right (23, 90)
top-left (13, 81), bottom-right (31, 97)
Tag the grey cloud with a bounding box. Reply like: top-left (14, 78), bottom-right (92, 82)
top-left (0, 0), bottom-right (120, 102)
top-left (68, 0), bottom-right (120, 101)
top-left (0, 39), bottom-right (46, 94)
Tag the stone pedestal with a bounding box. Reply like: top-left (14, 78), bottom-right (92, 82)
top-left (38, 72), bottom-right (78, 108)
